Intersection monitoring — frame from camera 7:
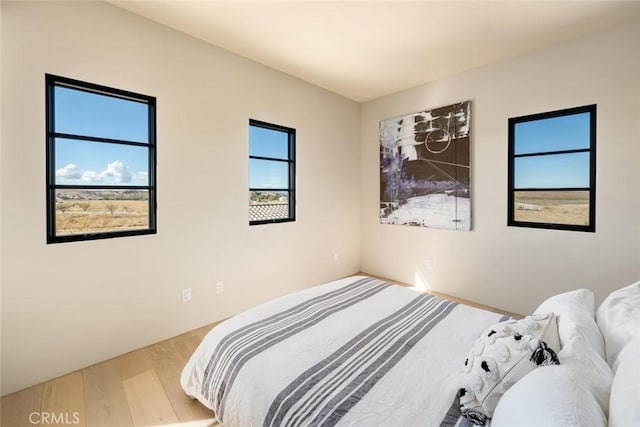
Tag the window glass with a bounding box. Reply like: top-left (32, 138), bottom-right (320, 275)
top-left (54, 86), bottom-right (149, 143)
top-left (54, 138), bottom-right (149, 186)
top-left (249, 192), bottom-right (290, 222)
top-left (514, 112), bottom-right (590, 155)
top-left (514, 152), bottom-right (590, 189)
top-left (249, 126), bottom-right (289, 159)
top-left (513, 190), bottom-right (590, 226)
top-left (55, 189), bottom-right (150, 236)
top-left (249, 158), bottom-right (289, 189)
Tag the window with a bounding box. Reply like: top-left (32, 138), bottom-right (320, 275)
top-left (46, 74), bottom-right (156, 243)
top-left (508, 104), bottom-right (596, 232)
top-left (249, 119), bottom-right (296, 225)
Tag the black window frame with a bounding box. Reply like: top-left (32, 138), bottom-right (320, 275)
top-left (249, 119), bottom-right (296, 225)
top-left (508, 104), bottom-right (596, 232)
top-left (46, 74), bottom-right (157, 243)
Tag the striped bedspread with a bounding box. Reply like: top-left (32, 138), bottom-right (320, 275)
top-left (181, 276), bottom-right (505, 426)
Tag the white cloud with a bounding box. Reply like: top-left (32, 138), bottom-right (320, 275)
top-left (81, 170), bottom-right (103, 183)
top-left (101, 160), bottom-right (132, 183)
top-left (135, 171), bottom-right (148, 182)
top-left (58, 160), bottom-right (135, 184)
top-left (55, 163), bottom-right (81, 180)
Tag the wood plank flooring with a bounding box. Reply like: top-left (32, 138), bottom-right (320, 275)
top-left (1, 274), bottom-right (521, 427)
top-left (1, 324), bottom-right (221, 427)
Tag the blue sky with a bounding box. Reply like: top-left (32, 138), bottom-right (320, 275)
top-left (514, 112), bottom-right (591, 189)
top-left (55, 86), bottom-right (148, 142)
top-left (54, 86), bottom-right (149, 186)
top-left (249, 125), bottom-right (290, 189)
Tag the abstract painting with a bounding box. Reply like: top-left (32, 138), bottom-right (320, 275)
top-left (380, 101), bottom-right (471, 230)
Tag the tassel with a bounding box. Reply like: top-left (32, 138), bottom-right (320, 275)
top-left (530, 340), bottom-right (560, 366)
top-left (461, 408), bottom-right (488, 426)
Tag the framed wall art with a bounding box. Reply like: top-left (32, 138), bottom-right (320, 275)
top-left (380, 101), bottom-right (471, 231)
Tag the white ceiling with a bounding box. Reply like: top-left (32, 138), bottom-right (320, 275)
top-left (109, 1), bottom-right (640, 102)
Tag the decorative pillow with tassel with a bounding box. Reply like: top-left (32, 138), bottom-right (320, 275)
top-left (459, 313), bottom-right (561, 425)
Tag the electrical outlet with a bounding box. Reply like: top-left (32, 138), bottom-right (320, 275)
top-left (181, 288), bottom-right (192, 303)
top-left (216, 281), bottom-right (224, 294)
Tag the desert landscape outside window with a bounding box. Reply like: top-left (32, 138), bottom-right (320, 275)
top-left (508, 105), bottom-right (596, 232)
top-left (46, 74), bottom-right (157, 243)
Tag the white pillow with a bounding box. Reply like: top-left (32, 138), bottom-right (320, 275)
top-left (534, 288), bottom-right (605, 359)
top-left (459, 313), bottom-right (560, 425)
top-left (595, 281), bottom-right (640, 370)
top-left (491, 365), bottom-right (606, 427)
top-left (608, 336), bottom-right (640, 427)
top-left (492, 330), bottom-right (613, 427)
top-left (558, 327), bottom-right (613, 416)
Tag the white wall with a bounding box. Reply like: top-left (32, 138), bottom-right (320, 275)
top-left (361, 20), bottom-right (640, 316)
top-left (0, 1), bottom-right (361, 395)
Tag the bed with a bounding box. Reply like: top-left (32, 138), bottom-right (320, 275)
top-left (181, 275), bottom-right (640, 427)
top-left (180, 276), bottom-right (509, 426)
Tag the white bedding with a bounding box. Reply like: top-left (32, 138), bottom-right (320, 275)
top-left (181, 276), bottom-right (508, 426)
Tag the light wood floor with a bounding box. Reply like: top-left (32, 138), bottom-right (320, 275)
top-left (1, 323), bottom-right (223, 427)
top-left (1, 274), bottom-right (521, 427)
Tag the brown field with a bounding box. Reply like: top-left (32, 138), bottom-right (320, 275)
top-left (514, 190), bottom-right (589, 226)
top-left (56, 200), bottom-right (149, 236)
